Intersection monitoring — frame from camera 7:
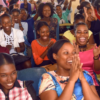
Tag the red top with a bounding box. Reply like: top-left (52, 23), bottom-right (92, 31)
top-left (31, 38), bottom-right (56, 65)
top-left (95, 9), bottom-right (100, 20)
top-left (0, 46), bottom-right (9, 54)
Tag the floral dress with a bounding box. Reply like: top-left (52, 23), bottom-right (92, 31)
top-left (38, 71), bottom-right (94, 100)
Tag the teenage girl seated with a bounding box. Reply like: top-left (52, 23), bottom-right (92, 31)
top-left (31, 21), bottom-right (56, 67)
top-left (0, 14), bottom-right (31, 70)
top-left (0, 53), bottom-right (38, 100)
top-left (62, 14), bottom-right (94, 44)
top-left (38, 39), bottom-right (99, 100)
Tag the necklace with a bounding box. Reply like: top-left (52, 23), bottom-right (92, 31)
top-left (37, 38), bottom-right (51, 47)
top-left (79, 45), bottom-right (87, 52)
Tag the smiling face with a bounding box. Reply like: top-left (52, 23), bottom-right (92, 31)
top-left (20, 10), bottom-right (28, 21)
top-left (56, 6), bottom-right (62, 17)
top-left (0, 64), bottom-right (17, 93)
top-left (1, 16), bottom-right (12, 33)
top-left (38, 25), bottom-right (50, 41)
top-left (12, 11), bottom-right (20, 23)
top-left (53, 43), bottom-right (76, 70)
top-left (75, 25), bottom-right (89, 46)
top-left (42, 5), bottom-right (51, 18)
top-left (87, 8), bottom-right (94, 22)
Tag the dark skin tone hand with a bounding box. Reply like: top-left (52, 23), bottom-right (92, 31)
top-left (6, 45), bottom-right (12, 51)
top-left (40, 41), bottom-right (54, 59)
top-left (15, 42), bottom-right (25, 53)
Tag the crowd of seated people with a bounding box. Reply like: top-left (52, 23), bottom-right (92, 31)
top-left (0, 0), bottom-right (100, 100)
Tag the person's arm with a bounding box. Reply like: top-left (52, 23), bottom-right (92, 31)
top-left (29, 0), bottom-right (38, 11)
top-left (67, 0), bottom-right (75, 10)
top-left (88, 34), bottom-right (94, 44)
top-left (40, 81), bottom-right (75, 100)
top-left (21, 23), bottom-right (28, 37)
top-left (81, 79), bottom-right (99, 100)
top-left (93, 45), bottom-right (100, 71)
top-left (63, 0), bottom-right (68, 10)
top-left (29, 0), bottom-right (39, 21)
top-left (40, 41), bottom-right (54, 59)
top-left (15, 42), bottom-right (25, 52)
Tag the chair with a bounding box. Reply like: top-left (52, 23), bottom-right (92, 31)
top-left (17, 67), bottom-right (47, 95)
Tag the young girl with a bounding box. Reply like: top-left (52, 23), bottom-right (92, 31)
top-left (34, 3), bottom-right (59, 40)
top-left (83, 5), bottom-right (100, 46)
top-left (63, 14), bottom-right (94, 44)
top-left (31, 21), bottom-right (56, 67)
top-left (74, 22), bottom-right (100, 95)
top-left (0, 13), bottom-right (31, 70)
top-left (38, 39), bottom-right (99, 100)
top-left (0, 53), bottom-right (38, 100)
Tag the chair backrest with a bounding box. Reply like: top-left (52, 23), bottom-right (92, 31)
top-left (17, 67), bottom-right (47, 95)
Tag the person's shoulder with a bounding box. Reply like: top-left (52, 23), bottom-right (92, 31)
top-left (51, 38), bottom-right (56, 42)
top-left (41, 71), bottom-right (54, 79)
top-left (64, 30), bottom-right (71, 34)
top-left (12, 28), bottom-right (22, 32)
top-left (21, 22), bottom-right (28, 25)
top-left (87, 44), bottom-right (95, 50)
top-left (31, 39), bottom-right (39, 47)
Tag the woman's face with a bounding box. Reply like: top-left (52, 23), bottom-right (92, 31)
top-left (76, 25), bottom-right (89, 46)
top-left (2, 17), bottom-right (12, 32)
top-left (20, 10), bottom-right (28, 21)
top-left (56, 6), bottom-right (62, 17)
top-left (42, 5), bottom-right (51, 18)
top-left (38, 25), bottom-right (50, 41)
top-left (87, 8), bottom-right (94, 22)
top-left (0, 64), bottom-right (17, 92)
top-left (12, 11), bottom-right (20, 23)
top-left (53, 43), bottom-right (76, 70)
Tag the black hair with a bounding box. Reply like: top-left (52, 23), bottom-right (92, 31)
top-left (6, 7), bottom-right (10, 14)
top-left (74, 14), bottom-right (85, 22)
top-left (74, 22), bottom-right (88, 33)
top-left (78, 1), bottom-right (90, 10)
top-left (0, 5), bottom-right (3, 9)
top-left (47, 39), bottom-right (70, 63)
top-left (38, 3), bottom-right (54, 18)
top-left (94, 0), bottom-right (100, 11)
top-left (11, 9), bottom-right (20, 14)
top-left (1, 7), bottom-right (10, 14)
top-left (0, 53), bottom-right (15, 66)
top-left (0, 13), bottom-right (11, 23)
top-left (36, 21), bottom-right (49, 32)
top-left (20, 8), bottom-right (27, 13)
top-left (80, 0), bottom-right (84, 3)
top-left (56, 5), bottom-right (61, 8)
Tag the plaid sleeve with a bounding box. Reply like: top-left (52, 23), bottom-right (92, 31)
top-left (38, 73), bottom-right (56, 95)
top-left (26, 91), bottom-right (33, 100)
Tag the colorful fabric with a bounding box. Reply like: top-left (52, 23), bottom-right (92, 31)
top-left (31, 38), bottom-right (56, 65)
top-left (0, 80), bottom-right (33, 100)
top-left (38, 71), bottom-right (94, 100)
top-left (79, 48), bottom-right (100, 86)
top-left (52, 8), bottom-right (71, 29)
